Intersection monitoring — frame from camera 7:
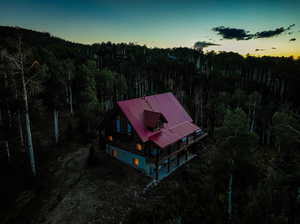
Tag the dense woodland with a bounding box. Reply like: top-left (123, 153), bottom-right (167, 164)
top-left (0, 26), bottom-right (300, 224)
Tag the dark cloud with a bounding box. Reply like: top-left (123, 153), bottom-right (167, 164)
top-left (254, 24), bottom-right (295, 38)
top-left (272, 47), bottom-right (277, 49)
top-left (289, 38), bottom-right (296, 41)
top-left (213, 24), bottom-right (296, 40)
top-left (255, 49), bottom-right (265, 51)
top-left (212, 26), bottom-right (252, 40)
top-left (194, 41), bottom-right (220, 50)
top-left (288, 24), bottom-right (295, 30)
top-left (288, 32), bottom-right (293, 35)
top-left (255, 27), bottom-right (286, 38)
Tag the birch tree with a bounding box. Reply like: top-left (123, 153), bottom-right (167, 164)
top-left (5, 37), bottom-right (38, 176)
top-left (248, 91), bottom-right (261, 133)
top-left (63, 59), bottom-right (75, 114)
top-left (272, 111), bottom-right (300, 152)
top-left (216, 108), bottom-right (258, 223)
top-left (43, 57), bottom-right (65, 145)
top-left (75, 61), bottom-right (101, 141)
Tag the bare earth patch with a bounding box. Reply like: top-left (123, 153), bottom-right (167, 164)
top-left (4, 143), bottom-right (208, 224)
top-left (6, 145), bottom-right (149, 224)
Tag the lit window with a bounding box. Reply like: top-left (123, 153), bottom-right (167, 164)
top-left (133, 158), bottom-right (139, 167)
top-left (112, 149), bottom-right (117, 157)
top-left (136, 143), bottom-right (143, 151)
top-left (107, 136), bottom-right (113, 141)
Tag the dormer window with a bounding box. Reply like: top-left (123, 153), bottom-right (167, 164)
top-left (144, 110), bottom-right (167, 131)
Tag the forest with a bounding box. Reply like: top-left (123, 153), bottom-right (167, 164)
top-left (0, 26), bottom-right (300, 224)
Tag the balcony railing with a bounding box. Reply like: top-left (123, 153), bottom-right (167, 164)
top-left (107, 130), bottom-right (208, 163)
top-left (148, 132), bottom-right (208, 163)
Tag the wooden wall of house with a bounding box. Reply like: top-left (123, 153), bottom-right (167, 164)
top-left (106, 144), bottom-right (154, 176)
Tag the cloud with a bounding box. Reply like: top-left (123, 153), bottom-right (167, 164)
top-left (253, 24), bottom-right (295, 38)
top-left (212, 24), bottom-right (296, 40)
top-left (288, 32), bottom-right (293, 35)
top-left (254, 27), bottom-right (287, 38)
top-left (212, 26), bottom-right (252, 40)
top-left (255, 49), bottom-right (265, 51)
top-left (272, 47), bottom-right (277, 49)
top-left (193, 41), bottom-right (220, 50)
top-left (288, 24), bottom-right (295, 29)
top-left (289, 38), bottom-right (296, 41)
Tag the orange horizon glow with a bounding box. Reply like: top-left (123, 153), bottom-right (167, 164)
top-left (1, 0), bottom-right (299, 58)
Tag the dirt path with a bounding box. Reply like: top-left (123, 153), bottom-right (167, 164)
top-left (3, 145), bottom-right (149, 224)
top-left (2, 143), bottom-right (211, 224)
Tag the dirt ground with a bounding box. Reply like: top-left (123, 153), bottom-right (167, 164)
top-left (1, 144), bottom-right (153, 224)
top-left (1, 142), bottom-right (207, 224)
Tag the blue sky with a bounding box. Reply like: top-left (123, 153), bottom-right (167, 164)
top-left (1, 0), bottom-right (299, 57)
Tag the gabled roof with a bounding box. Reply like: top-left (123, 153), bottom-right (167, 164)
top-left (117, 92), bottom-right (200, 148)
top-left (144, 110), bottom-right (167, 129)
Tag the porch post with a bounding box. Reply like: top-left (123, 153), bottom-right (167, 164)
top-left (167, 147), bottom-right (170, 172)
top-left (185, 149), bottom-right (188, 160)
top-left (155, 148), bottom-right (159, 180)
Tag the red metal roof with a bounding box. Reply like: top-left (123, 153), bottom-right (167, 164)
top-left (144, 110), bottom-right (167, 129)
top-left (117, 92), bottom-right (200, 148)
top-left (150, 122), bottom-right (199, 148)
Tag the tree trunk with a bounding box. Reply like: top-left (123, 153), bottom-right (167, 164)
top-left (53, 108), bottom-right (59, 144)
top-left (0, 108), bottom-right (2, 126)
top-left (65, 84), bottom-right (69, 104)
top-left (287, 188), bottom-right (296, 224)
top-left (15, 77), bottom-right (25, 150)
top-left (200, 94), bottom-right (204, 126)
top-left (228, 172), bottom-right (233, 223)
top-left (69, 85), bottom-right (73, 114)
top-left (100, 56), bottom-right (103, 70)
top-left (250, 102), bottom-right (256, 132)
top-left (7, 108), bottom-right (12, 129)
top-left (22, 62), bottom-right (37, 176)
top-left (24, 99), bottom-right (37, 176)
top-left (17, 110), bottom-right (25, 151)
top-left (5, 141), bottom-right (10, 163)
top-left (68, 72), bottom-right (73, 114)
top-left (247, 103), bottom-right (251, 129)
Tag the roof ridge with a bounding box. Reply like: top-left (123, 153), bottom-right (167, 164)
top-left (148, 121), bottom-right (191, 138)
top-left (168, 121), bottom-right (190, 130)
top-left (143, 97), bottom-right (154, 111)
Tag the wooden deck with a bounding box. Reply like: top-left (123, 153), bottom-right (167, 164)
top-left (107, 132), bottom-right (208, 164)
top-left (148, 133), bottom-right (208, 163)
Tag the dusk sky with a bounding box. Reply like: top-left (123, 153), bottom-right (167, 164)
top-left (1, 0), bottom-right (299, 57)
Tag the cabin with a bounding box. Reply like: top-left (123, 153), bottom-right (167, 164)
top-left (103, 92), bottom-right (207, 180)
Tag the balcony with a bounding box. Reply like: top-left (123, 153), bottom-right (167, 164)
top-left (148, 132), bottom-right (208, 163)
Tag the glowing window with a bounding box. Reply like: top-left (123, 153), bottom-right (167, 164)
top-left (133, 158), bottom-right (139, 167)
top-left (112, 149), bottom-right (117, 157)
top-left (136, 143), bottom-right (143, 151)
top-left (107, 136), bottom-right (113, 141)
